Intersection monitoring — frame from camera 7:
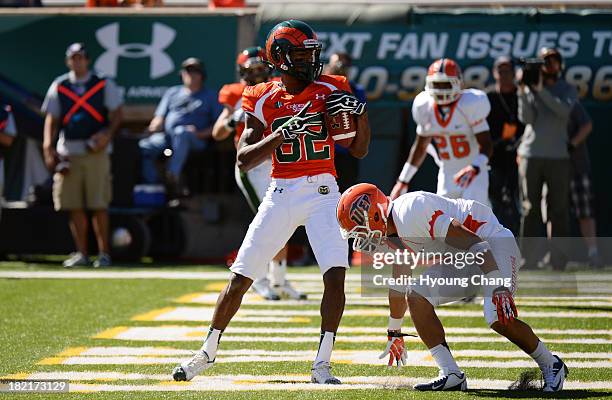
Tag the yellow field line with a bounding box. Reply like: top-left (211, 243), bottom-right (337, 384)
top-left (204, 282), bottom-right (226, 291)
top-left (37, 357), bottom-right (67, 365)
top-left (289, 317), bottom-right (311, 323)
top-left (131, 307), bottom-right (175, 321)
top-left (0, 372), bottom-right (29, 379)
top-left (57, 346), bottom-right (87, 357)
top-left (174, 293), bottom-right (203, 303)
top-left (92, 326), bottom-right (129, 339)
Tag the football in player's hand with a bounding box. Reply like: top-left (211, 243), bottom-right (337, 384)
top-left (325, 110), bottom-right (356, 148)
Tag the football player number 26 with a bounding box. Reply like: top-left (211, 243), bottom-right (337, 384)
top-left (433, 135), bottom-right (470, 159)
top-left (272, 115), bottom-right (330, 163)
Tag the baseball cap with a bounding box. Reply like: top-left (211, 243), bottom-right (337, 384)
top-left (493, 56), bottom-right (513, 69)
top-left (65, 42), bottom-right (88, 58)
top-left (181, 57), bottom-right (205, 74)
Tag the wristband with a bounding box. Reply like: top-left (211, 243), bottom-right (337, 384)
top-left (483, 269), bottom-right (503, 297)
top-left (398, 163), bottom-right (418, 184)
top-left (388, 316), bottom-right (403, 331)
top-left (472, 153), bottom-right (489, 169)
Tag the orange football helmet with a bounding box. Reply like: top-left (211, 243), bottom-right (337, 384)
top-left (425, 58), bottom-right (462, 105)
top-left (337, 183), bottom-right (390, 251)
top-left (236, 46), bottom-right (271, 86)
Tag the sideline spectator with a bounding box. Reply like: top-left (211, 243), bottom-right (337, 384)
top-left (42, 43), bottom-right (123, 268)
top-left (0, 104), bottom-right (17, 221)
top-left (323, 52), bottom-right (366, 193)
top-left (139, 57), bottom-right (221, 199)
top-left (567, 101), bottom-right (602, 268)
top-left (517, 47), bottom-right (576, 270)
top-left (486, 57), bottom-right (524, 235)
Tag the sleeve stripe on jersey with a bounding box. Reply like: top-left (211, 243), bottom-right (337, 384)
top-left (252, 89), bottom-right (275, 128)
top-left (428, 210), bottom-right (444, 240)
top-left (314, 80), bottom-right (338, 91)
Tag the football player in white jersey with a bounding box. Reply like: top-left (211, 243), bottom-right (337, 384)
top-left (337, 183), bottom-right (568, 392)
top-left (391, 59), bottom-right (492, 205)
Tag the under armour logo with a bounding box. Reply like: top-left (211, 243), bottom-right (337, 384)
top-left (273, 187), bottom-right (284, 193)
top-left (315, 93), bottom-right (326, 100)
top-left (94, 22), bottom-right (176, 79)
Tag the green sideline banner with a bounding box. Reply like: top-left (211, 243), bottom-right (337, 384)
top-left (260, 11), bottom-right (612, 105)
top-left (0, 15), bottom-right (238, 104)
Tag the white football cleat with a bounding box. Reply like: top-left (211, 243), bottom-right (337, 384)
top-left (311, 362), bottom-right (341, 384)
top-left (251, 278), bottom-right (280, 301)
top-left (414, 371), bottom-right (467, 391)
top-left (542, 355), bottom-right (568, 392)
top-left (172, 350), bottom-right (214, 381)
top-left (274, 281), bottom-right (307, 300)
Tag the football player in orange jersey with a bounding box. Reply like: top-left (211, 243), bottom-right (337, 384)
top-left (212, 46), bottom-right (306, 301)
top-left (173, 19), bottom-right (370, 384)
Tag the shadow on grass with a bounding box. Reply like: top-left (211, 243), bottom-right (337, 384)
top-left (468, 389), bottom-right (610, 399)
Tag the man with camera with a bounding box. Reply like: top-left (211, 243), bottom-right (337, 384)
top-left (517, 47), bottom-right (577, 270)
top-left (42, 43), bottom-right (123, 268)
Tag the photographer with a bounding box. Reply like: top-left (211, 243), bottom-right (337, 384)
top-left (516, 47), bottom-right (577, 270)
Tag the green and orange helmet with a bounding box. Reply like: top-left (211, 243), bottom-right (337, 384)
top-left (236, 46), bottom-right (271, 86)
top-left (265, 20), bottom-right (323, 82)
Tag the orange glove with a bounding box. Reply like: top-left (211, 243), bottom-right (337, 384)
top-left (379, 331), bottom-right (416, 367)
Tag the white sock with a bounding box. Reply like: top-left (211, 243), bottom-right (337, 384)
top-left (269, 259), bottom-right (287, 286)
top-left (201, 327), bottom-right (222, 360)
top-left (530, 341), bottom-right (556, 369)
top-left (313, 331), bottom-right (336, 367)
top-left (430, 343), bottom-right (461, 375)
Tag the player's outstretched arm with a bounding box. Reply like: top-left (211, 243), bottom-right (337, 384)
top-left (390, 135), bottom-right (432, 199)
top-left (236, 113), bottom-right (283, 172)
top-left (348, 111), bottom-right (371, 159)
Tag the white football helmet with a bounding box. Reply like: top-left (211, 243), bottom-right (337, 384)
top-left (425, 58), bottom-right (462, 105)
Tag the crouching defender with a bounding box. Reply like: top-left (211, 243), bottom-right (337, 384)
top-left (337, 183), bottom-right (568, 392)
top-left (172, 20), bottom-right (370, 384)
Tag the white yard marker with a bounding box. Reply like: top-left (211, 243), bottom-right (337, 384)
top-left (92, 326), bottom-right (612, 345)
top-left (175, 292), bottom-right (612, 308)
top-left (132, 306), bottom-right (612, 322)
top-left (49, 346), bottom-right (612, 360)
top-left (8, 372), bottom-right (612, 391)
top-left (36, 352), bottom-right (612, 368)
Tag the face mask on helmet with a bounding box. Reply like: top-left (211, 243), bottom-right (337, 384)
top-left (281, 44), bottom-right (323, 82)
top-left (425, 74), bottom-right (462, 105)
top-left (340, 210), bottom-right (386, 253)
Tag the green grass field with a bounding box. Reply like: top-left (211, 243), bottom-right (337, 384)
top-left (0, 261), bottom-right (610, 399)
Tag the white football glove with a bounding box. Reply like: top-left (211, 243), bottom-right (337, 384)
top-left (326, 91), bottom-right (366, 116)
